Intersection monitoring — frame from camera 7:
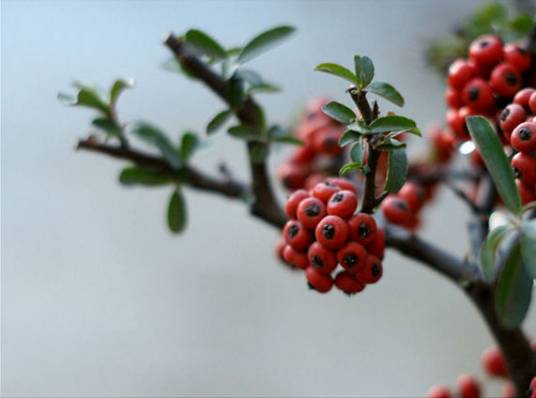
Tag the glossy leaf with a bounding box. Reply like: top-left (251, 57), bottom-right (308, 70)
top-left (384, 147), bottom-right (408, 193)
top-left (185, 29), bottom-right (227, 59)
top-left (119, 166), bottom-right (173, 186)
top-left (520, 220), bottom-right (536, 279)
top-left (179, 132), bottom-right (199, 162)
top-left (321, 101), bottom-right (356, 124)
top-left (314, 63), bottom-right (356, 84)
top-left (495, 242), bottom-right (533, 329)
top-left (110, 78), bottom-right (134, 105)
top-left (238, 25), bottom-right (295, 63)
top-left (367, 81), bottom-right (404, 107)
top-left (207, 109), bottom-right (233, 135)
top-left (480, 225), bottom-right (511, 281)
top-left (130, 122), bottom-right (182, 170)
top-left (349, 139), bottom-right (365, 166)
top-left (466, 116), bottom-right (521, 215)
top-left (167, 188), bottom-right (187, 233)
top-left (354, 55), bottom-right (374, 88)
top-left (339, 130), bottom-right (361, 147)
top-left (339, 162), bottom-right (361, 176)
top-left (368, 115), bottom-right (417, 133)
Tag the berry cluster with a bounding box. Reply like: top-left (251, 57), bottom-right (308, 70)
top-left (427, 374), bottom-right (481, 398)
top-left (277, 178), bottom-right (385, 294)
top-left (380, 181), bottom-right (432, 230)
top-left (277, 98), bottom-right (345, 190)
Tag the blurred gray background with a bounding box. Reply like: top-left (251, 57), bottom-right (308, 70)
top-left (2, 0), bottom-right (535, 396)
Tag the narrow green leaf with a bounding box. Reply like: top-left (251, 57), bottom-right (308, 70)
top-left (91, 117), bottom-right (122, 137)
top-left (248, 82), bottom-right (280, 94)
top-left (384, 147), bottom-right (408, 193)
top-left (226, 47), bottom-right (243, 57)
top-left (119, 166), bottom-right (173, 186)
top-left (520, 220), bottom-right (536, 279)
top-left (354, 55), bottom-right (374, 88)
top-left (266, 125), bottom-right (286, 139)
top-left (349, 139), bottom-right (365, 165)
top-left (238, 25), bottom-right (295, 63)
top-left (387, 127), bottom-right (422, 138)
top-left (179, 132), bottom-right (199, 162)
top-left (59, 86), bottom-right (109, 113)
top-left (466, 116), bottom-right (522, 215)
top-left (185, 29), bottom-right (227, 59)
top-left (272, 135), bottom-right (303, 145)
top-left (167, 188), bottom-right (187, 233)
top-left (130, 122), bottom-right (182, 170)
top-left (339, 130), bottom-right (361, 147)
top-left (367, 81), bottom-right (404, 107)
top-left (226, 76), bottom-right (245, 107)
top-left (480, 225), bottom-right (511, 281)
top-left (339, 162), bottom-right (361, 176)
top-left (207, 109), bottom-right (233, 135)
top-left (228, 125), bottom-right (262, 141)
top-left (321, 101), bottom-right (356, 124)
top-left (495, 242), bottom-right (533, 329)
top-left (314, 63), bottom-right (357, 84)
top-left (161, 57), bottom-right (196, 79)
top-left (110, 78), bottom-right (134, 105)
top-left (368, 115), bottom-right (417, 133)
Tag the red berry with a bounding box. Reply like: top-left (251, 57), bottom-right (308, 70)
top-left (297, 197), bottom-right (326, 229)
top-left (503, 43), bottom-right (531, 72)
top-left (312, 128), bottom-right (342, 156)
top-left (283, 245), bottom-right (309, 269)
top-left (529, 91), bottom-right (536, 114)
top-left (490, 62), bottom-right (522, 98)
top-left (327, 190), bottom-right (358, 219)
top-left (462, 78), bottom-right (494, 111)
top-left (445, 87), bottom-right (462, 108)
top-left (448, 59), bottom-right (477, 89)
top-left (283, 220), bottom-right (312, 252)
top-left (327, 177), bottom-right (357, 194)
top-left (304, 173), bottom-right (328, 191)
top-left (348, 213), bottom-right (378, 245)
top-left (469, 34), bottom-right (503, 67)
top-left (381, 196), bottom-right (412, 226)
top-left (447, 108), bottom-right (466, 138)
top-left (499, 104), bottom-right (526, 140)
top-left (456, 374), bottom-right (481, 398)
top-left (481, 346), bottom-right (508, 378)
top-left (366, 228), bottom-right (385, 260)
top-left (514, 87), bottom-right (536, 109)
top-left (278, 162), bottom-right (308, 190)
top-left (290, 145), bottom-right (315, 164)
top-left (517, 179), bottom-right (536, 205)
top-left (399, 182), bottom-right (426, 212)
top-left (285, 189), bottom-right (310, 219)
top-left (512, 152), bottom-right (536, 186)
top-left (334, 271), bottom-right (365, 295)
top-left (306, 267), bottom-right (333, 293)
top-left (312, 181), bottom-right (340, 203)
top-left (336, 241), bottom-right (367, 272)
top-left (427, 385), bottom-right (452, 398)
top-left (501, 383), bottom-right (516, 398)
top-left (511, 121), bottom-right (536, 153)
top-left (307, 242), bottom-right (337, 274)
top-left (358, 255), bottom-right (383, 284)
top-left (315, 215), bottom-right (349, 250)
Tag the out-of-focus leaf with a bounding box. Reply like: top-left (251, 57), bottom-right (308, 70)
top-left (167, 188), bottom-right (187, 233)
top-left (179, 132), bottom-right (200, 162)
top-left (119, 166), bottom-right (173, 186)
top-left (207, 109), bottom-right (233, 135)
top-left (250, 144), bottom-right (269, 164)
top-left (185, 29), bottom-right (227, 59)
top-left (339, 162), bottom-right (361, 176)
top-left (479, 225), bottom-right (511, 281)
top-left (110, 78), bottom-right (134, 105)
top-left (238, 25), bottom-right (295, 63)
top-left (271, 135), bottom-right (303, 145)
top-left (91, 117), bottom-right (122, 137)
top-left (520, 219), bottom-right (536, 279)
top-left (130, 122), bottom-right (182, 170)
top-left (226, 76), bottom-right (245, 107)
top-left (58, 86), bottom-right (109, 113)
top-left (228, 125), bottom-right (261, 141)
top-left (314, 63), bottom-right (357, 84)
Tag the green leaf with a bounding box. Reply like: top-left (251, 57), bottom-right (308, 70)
top-left (349, 139), bottom-right (365, 166)
top-left (495, 242), bottom-right (533, 329)
top-left (167, 188), bottom-right (187, 233)
top-left (238, 25), bottom-right (295, 63)
top-left (185, 29), bottom-right (227, 60)
top-left (466, 116), bottom-right (522, 215)
top-left (339, 162), bottom-right (361, 176)
top-left (228, 125), bottom-right (261, 141)
top-left (248, 82), bottom-right (280, 94)
top-left (480, 225), bottom-right (511, 282)
top-left (520, 220), bottom-right (536, 279)
top-left (130, 122), bottom-right (182, 170)
top-left (384, 147), bottom-right (408, 193)
top-left (354, 55), bottom-right (374, 88)
top-left (314, 63), bottom-right (357, 84)
top-left (119, 166), bottom-right (173, 186)
top-left (346, 120), bottom-right (370, 134)
top-left (376, 137), bottom-right (407, 150)
top-left (368, 115), bottom-right (417, 133)
top-left (161, 57), bottom-right (196, 79)
top-left (207, 109), bottom-right (233, 135)
top-left (179, 132), bottom-right (199, 162)
top-left (226, 47), bottom-right (243, 57)
top-left (271, 135), bottom-right (303, 145)
top-left (110, 78), bottom-right (134, 105)
top-left (250, 144), bottom-right (269, 164)
top-left (367, 81), bottom-right (404, 107)
top-left (339, 129), bottom-right (361, 147)
top-left (226, 76), bottom-right (245, 107)
top-left (387, 127), bottom-right (422, 138)
top-left (235, 69), bottom-right (281, 94)
top-left (321, 101), bottom-right (356, 124)
top-left (91, 117), bottom-right (122, 137)
top-left (59, 86), bottom-right (109, 113)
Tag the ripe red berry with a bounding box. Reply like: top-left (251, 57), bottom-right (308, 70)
top-left (306, 267), bottom-right (333, 293)
top-left (445, 87), bottom-right (462, 108)
top-left (304, 173), bottom-right (328, 191)
top-left (481, 346), bottom-right (508, 378)
top-left (327, 177), bottom-right (357, 194)
top-left (315, 215), bottom-right (349, 250)
top-left (501, 383), bottom-right (516, 398)
top-left (307, 242), bottom-right (337, 274)
top-left (469, 34), bottom-right (503, 67)
top-left (448, 59), bottom-right (477, 89)
top-left (398, 182), bottom-right (426, 212)
top-left (283, 220), bottom-right (312, 252)
top-left (348, 213), bottom-right (377, 245)
top-left (499, 104), bottom-right (526, 140)
top-left (283, 245), bottom-right (309, 269)
top-left (358, 255), bottom-right (383, 284)
top-left (512, 152), bottom-right (536, 186)
top-left (327, 190), bottom-right (358, 219)
top-left (381, 196), bottom-right (412, 226)
top-left (366, 228), bottom-right (385, 260)
top-left (289, 145), bottom-right (315, 164)
top-left (456, 374), bottom-right (481, 398)
top-left (446, 108), bottom-right (466, 138)
top-left (297, 197), bottom-right (326, 229)
top-left (312, 181), bottom-right (340, 203)
top-left (278, 162), bottom-right (308, 190)
top-left (312, 128), bottom-right (342, 156)
top-left (529, 91), bottom-right (536, 114)
top-left (427, 385), bottom-right (452, 398)
top-left (513, 87), bottom-right (536, 110)
top-left (334, 271), bottom-right (365, 295)
top-left (285, 189), bottom-right (310, 219)
top-left (503, 43), bottom-right (531, 72)
top-left (336, 241), bottom-right (367, 272)
top-left (516, 179), bottom-right (536, 205)
top-left (511, 121), bottom-right (536, 153)
top-left (490, 62), bottom-right (522, 98)
top-left (462, 78), bottom-right (494, 111)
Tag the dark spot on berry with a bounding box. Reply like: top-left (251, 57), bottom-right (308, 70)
top-left (371, 264), bottom-right (381, 277)
top-left (468, 87), bottom-right (480, 102)
top-left (344, 253), bottom-right (357, 266)
top-left (504, 72), bottom-right (518, 86)
top-left (324, 181), bottom-right (336, 187)
top-left (358, 223), bottom-right (370, 238)
top-left (394, 200), bottom-right (408, 211)
top-left (480, 40), bottom-right (489, 48)
top-left (331, 193), bottom-right (344, 203)
top-left (500, 108), bottom-right (510, 122)
top-left (513, 166), bottom-right (522, 179)
top-left (288, 224), bottom-right (299, 238)
top-left (322, 224), bottom-right (335, 239)
top-left (519, 127), bottom-right (532, 141)
top-left (312, 255), bottom-right (323, 267)
top-left (305, 204), bottom-right (321, 217)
